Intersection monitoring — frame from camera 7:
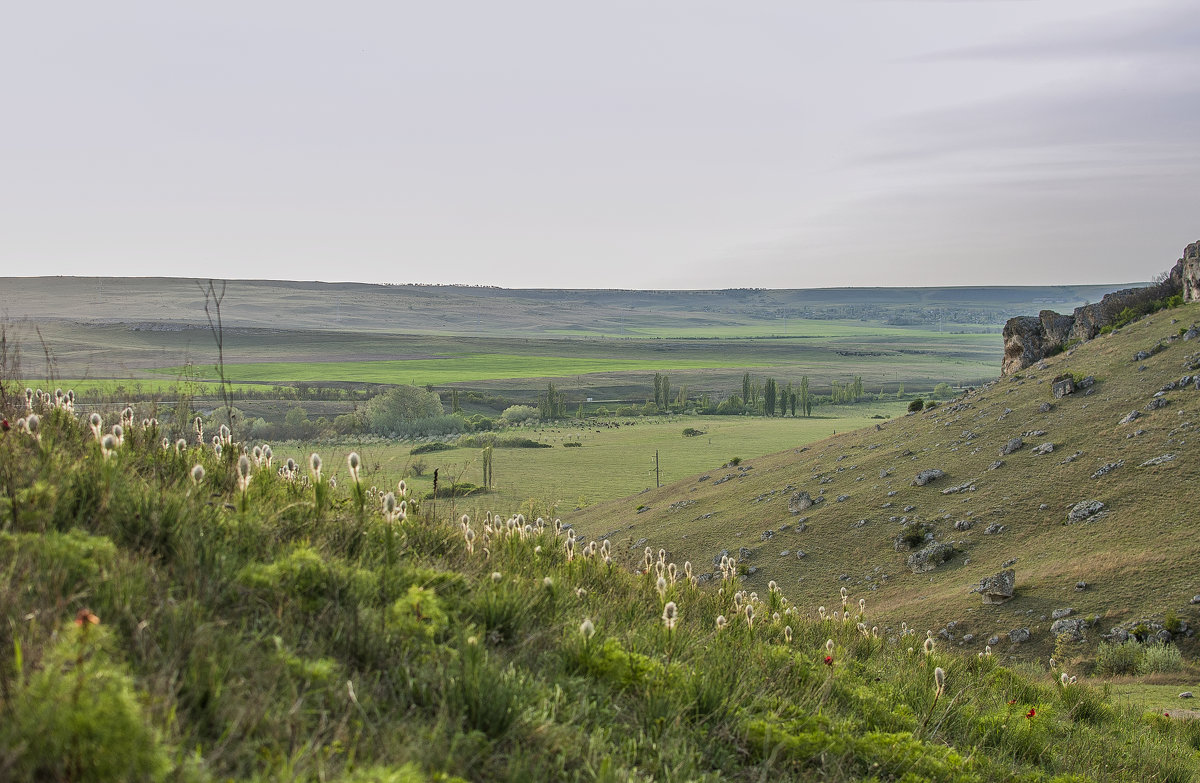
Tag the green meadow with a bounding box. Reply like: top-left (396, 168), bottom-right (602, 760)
top-left (154, 353), bottom-right (777, 387)
top-left (284, 404), bottom-right (907, 519)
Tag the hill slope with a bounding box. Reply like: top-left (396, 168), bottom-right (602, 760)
top-left (570, 302), bottom-right (1200, 668)
top-left (3, 380), bottom-right (1200, 781)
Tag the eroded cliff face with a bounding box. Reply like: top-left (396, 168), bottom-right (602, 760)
top-left (1000, 239), bottom-right (1199, 375)
top-left (1184, 240), bottom-right (1200, 303)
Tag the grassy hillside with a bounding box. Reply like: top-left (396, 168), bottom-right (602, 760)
top-left (2, 377), bottom-right (1199, 780)
top-left (570, 303), bottom-right (1200, 673)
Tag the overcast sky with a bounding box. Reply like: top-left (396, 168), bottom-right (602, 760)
top-left (2, 1), bottom-right (1197, 289)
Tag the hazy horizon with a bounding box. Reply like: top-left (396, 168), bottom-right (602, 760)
top-left (2, 1), bottom-right (1197, 289)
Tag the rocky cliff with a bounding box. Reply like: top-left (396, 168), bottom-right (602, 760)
top-left (1001, 239), bottom-right (1200, 375)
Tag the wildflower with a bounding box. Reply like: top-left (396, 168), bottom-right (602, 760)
top-left (1025, 708), bottom-right (1036, 719)
top-left (566, 536), bottom-right (576, 561)
top-left (26, 414), bottom-right (40, 442)
top-left (818, 606), bottom-right (827, 620)
top-left (309, 453), bottom-right (322, 481)
top-left (933, 666), bottom-right (946, 697)
top-left (191, 464), bottom-right (205, 484)
top-left (397, 480), bottom-right (407, 497)
top-left (662, 601), bottom-right (678, 631)
top-left (534, 545), bottom-right (543, 554)
top-left (214, 443), bottom-right (223, 458)
top-left (161, 437), bottom-right (170, 450)
top-left (924, 637), bottom-right (935, 655)
top-left (1060, 672), bottom-right (1070, 686)
top-left (984, 645), bottom-right (992, 656)
top-left (285, 457), bottom-right (297, 475)
top-left (826, 639), bottom-right (835, 653)
top-left (218, 424), bottom-right (230, 444)
top-left (74, 608), bottom-right (100, 627)
top-left (575, 587), bottom-right (588, 598)
top-left (543, 577), bottom-right (553, 588)
top-left (101, 434), bottom-right (117, 458)
top-left (0, 419), bottom-right (8, 432)
top-left (745, 604), bottom-right (755, 630)
top-left (347, 451), bottom-right (361, 484)
top-left (491, 572), bottom-right (502, 583)
top-left (668, 562), bottom-right (677, 583)
top-left (824, 655), bottom-right (834, 666)
top-left (859, 598), bottom-right (866, 615)
top-left (235, 454), bottom-right (251, 491)
top-left (580, 618), bottom-right (595, 640)
top-left (112, 423), bottom-right (124, 445)
top-left (784, 626), bottom-right (793, 643)
top-left (89, 412), bottom-right (103, 440)
top-left (768, 580), bottom-right (778, 593)
top-left (1069, 675), bottom-right (1076, 684)
top-left (716, 615), bottom-right (728, 631)
top-left (262, 445), bottom-right (272, 466)
top-left (656, 575), bottom-right (667, 598)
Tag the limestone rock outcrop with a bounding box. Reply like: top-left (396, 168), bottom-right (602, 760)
top-left (1001, 239), bottom-right (1198, 374)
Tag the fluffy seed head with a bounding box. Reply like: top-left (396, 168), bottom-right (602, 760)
top-left (826, 639), bottom-right (835, 653)
top-left (662, 601), bottom-right (678, 630)
top-left (580, 618), bottom-right (595, 639)
top-left (101, 433), bottom-right (117, 457)
top-left (924, 637), bottom-right (935, 655)
top-left (934, 666), bottom-right (946, 696)
top-left (191, 464), bottom-right (205, 484)
top-left (309, 453), bottom-right (322, 479)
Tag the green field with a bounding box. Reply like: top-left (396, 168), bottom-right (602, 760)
top-left (281, 405), bottom-right (906, 518)
top-left (155, 353), bottom-right (777, 386)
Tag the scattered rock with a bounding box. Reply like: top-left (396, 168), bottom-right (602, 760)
top-left (1067, 500), bottom-right (1105, 522)
top-left (836, 494), bottom-right (850, 503)
top-left (1181, 692), bottom-right (1195, 699)
top-left (1052, 375), bottom-right (1075, 399)
top-left (738, 547), bottom-right (753, 560)
top-left (788, 491), bottom-right (821, 514)
top-left (983, 523), bottom-right (1006, 535)
top-left (711, 549), bottom-right (729, 565)
top-left (1120, 410), bottom-right (1141, 424)
top-left (1078, 376), bottom-right (1095, 389)
top-left (1039, 402), bottom-right (1054, 413)
top-left (999, 437), bottom-right (1024, 456)
top-left (1076, 581), bottom-right (1088, 591)
top-left (975, 569), bottom-right (1016, 604)
top-left (1146, 397), bottom-right (1168, 411)
top-left (907, 541), bottom-right (955, 573)
top-left (1032, 442), bottom-right (1055, 455)
top-left (1185, 326), bottom-right (1199, 341)
top-left (1008, 627), bottom-right (1031, 644)
top-left (941, 481), bottom-right (976, 495)
top-left (912, 469), bottom-right (946, 486)
top-left (779, 549), bottom-right (790, 557)
top-left (987, 460), bottom-right (1005, 470)
top-left (1051, 608), bottom-right (1074, 620)
top-left (954, 519), bottom-right (973, 531)
top-left (1091, 461), bottom-right (1124, 479)
top-left (987, 635), bottom-right (1001, 646)
top-left (760, 530), bottom-right (775, 541)
top-left (1191, 595), bottom-right (1200, 605)
top-left (1139, 454), bottom-right (1176, 467)
top-left (1050, 618), bottom-right (1087, 641)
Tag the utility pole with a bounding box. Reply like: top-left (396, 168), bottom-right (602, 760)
top-left (655, 450), bottom-right (660, 488)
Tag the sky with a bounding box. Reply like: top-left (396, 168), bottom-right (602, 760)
top-left (1, 1), bottom-right (1197, 289)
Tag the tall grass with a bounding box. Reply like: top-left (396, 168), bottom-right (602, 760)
top-left (0, 398), bottom-right (1197, 782)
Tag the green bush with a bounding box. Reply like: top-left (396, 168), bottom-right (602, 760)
top-left (907, 398), bottom-right (925, 413)
top-left (1094, 640), bottom-right (1145, 675)
top-left (500, 405), bottom-right (538, 423)
top-left (682, 427), bottom-right (705, 437)
top-left (1142, 642), bottom-right (1184, 674)
top-left (0, 619), bottom-right (173, 782)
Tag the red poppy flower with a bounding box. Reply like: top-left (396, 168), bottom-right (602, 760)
top-left (74, 608), bottom-right (100, 627)
top-left (1008, 699), bottom-right (1017, 705)
top-left (1165, 712), bottom-right (1170, 718)
top-left (823, 655), bottom-right (833, 666)
top-left (0, 418), bottom-right (9, 432)
top-left (1025, 708), bottom-right (1036, 719)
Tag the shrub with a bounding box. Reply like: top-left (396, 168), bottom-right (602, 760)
top-left (728, 456), bottom-right (742, 466)
top-left (682, 427), bottom-right (705, 437)
top-left (924, 400), bottom-right (938, 410)
top-left (1142, 642), bottom-right (1184, 674)
top-left (0, 619), bottom-right (173, 782)
top-left (907, 399), bottom-right (924, 413)
top-left (364, 386), bottom-right (445, 434)
top-left (500, 405), bottom-right (538, 424)
top-left (1094, 640), bottom-right (1144, 676)
top-left (562, 441), bottom-right (582, 447)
